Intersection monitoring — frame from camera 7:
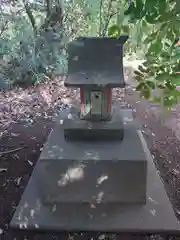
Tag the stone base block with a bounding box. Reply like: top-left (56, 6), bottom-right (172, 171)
top-left (35, 120), bottom-right (147, 204)
top-left (63, 106), bottom-right (124, 141)
top-left (10, 130), bottom-right (180, 234)
top-left (32, 109), bottom-right (147, 204)
top-left (63, 118), bottom-right (124, 141)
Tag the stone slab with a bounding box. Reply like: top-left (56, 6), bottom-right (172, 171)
top-left (63, 120), bottom-right (124, 141)
top-left (35, 121), bottom-right (147, 204)
top-left (10, 131), bottom-right (180, 234)
top-left (66, 72), bottom-right (126, 88)
top-left (63, 111), bottom-right (124, 141)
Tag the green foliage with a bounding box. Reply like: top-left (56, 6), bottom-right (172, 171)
top-left (108, 25), bottom-right (121, 37)
top-left (0, 0), bottom-right (67, 87)
top-left (108, 0), bottom-right (180, 107)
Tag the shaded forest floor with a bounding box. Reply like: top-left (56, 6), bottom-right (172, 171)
top-left (0, 69), bottom-right (180, 239)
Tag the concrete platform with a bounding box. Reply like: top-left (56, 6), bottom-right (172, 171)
top-left (10, 130), bottom-right (180, 234)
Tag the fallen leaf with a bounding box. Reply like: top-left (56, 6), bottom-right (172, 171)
top-left (11, 133), bottom-right (20, 137)
top-left (0, 168), bottom-right (7, 173)
top-left (30, 209), bottom-right (35, 218)
top-left (16, 177), bottom-right (22, 186)
top-left (141, 130), bottom-right (148, 136)
top-left (172, 169), bottom-right (180, 175)
top-left (0, 147), bottom-right (24, 156)
top-left (28, 160), bottom-right (33, 166)
top-left (98, 234), bottom-right (106, 240)
top-left (175, 208), bottom-right (180, 215)
top-left (150, 209), bottom-right (156, 216)
top-left (52, 204), bottom-right (57, 213)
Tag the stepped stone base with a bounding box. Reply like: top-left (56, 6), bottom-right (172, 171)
top-left (34, 117), bottom-right (147, 204)
top-left (10, 127), bottom-right (180, 233)
top-left (63, 107), bottom-right (124, 141)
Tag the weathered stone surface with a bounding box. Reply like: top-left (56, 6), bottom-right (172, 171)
top-left (65, 36), bottom-right (128, 88)
top-left (10, 130), bottom-right (180, 234)
top-left (63, 105), bottom-right (126, 141)
top-left (31, 109), bottom-right (147, 204)
top-left (63, 119), bottom-right (124, 141)
top-left (63, 121), bottom-right (124, 141)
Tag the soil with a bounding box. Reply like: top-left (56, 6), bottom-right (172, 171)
top-left (0, 72), bottom-right (180, 240)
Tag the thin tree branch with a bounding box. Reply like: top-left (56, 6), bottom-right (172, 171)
top-left (0, 147), bottom-right (25, 156)
top-left (0, 20), bottom-right (8, 37)
top-left (128, 0), bottom-right (132, 7)
top-left (23, 1), bottom-right (36, 32)
top-left (101, 0), bottom-right (114, 36)
top-left (46, 0), bottom-right (52, 18)
top-left (40, 3), bottom-right (63, 31)
top-left (102, 11), bottom-right (118, 37)
top-left (63, 3), bottom-right (76, 24)
top-left (99, 0), bottom-right (103, 36)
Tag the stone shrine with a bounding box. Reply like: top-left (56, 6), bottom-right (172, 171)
top-left (10, 36), bottom-right (180, 236)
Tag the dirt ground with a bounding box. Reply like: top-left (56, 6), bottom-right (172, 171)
top-left (0, 72), bottom-right (180, 239)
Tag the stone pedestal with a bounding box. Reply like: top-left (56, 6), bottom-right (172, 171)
top-left (10, 108), bottom-right (180, 234)
top-left (35, 117), bottom-right (147, 204)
